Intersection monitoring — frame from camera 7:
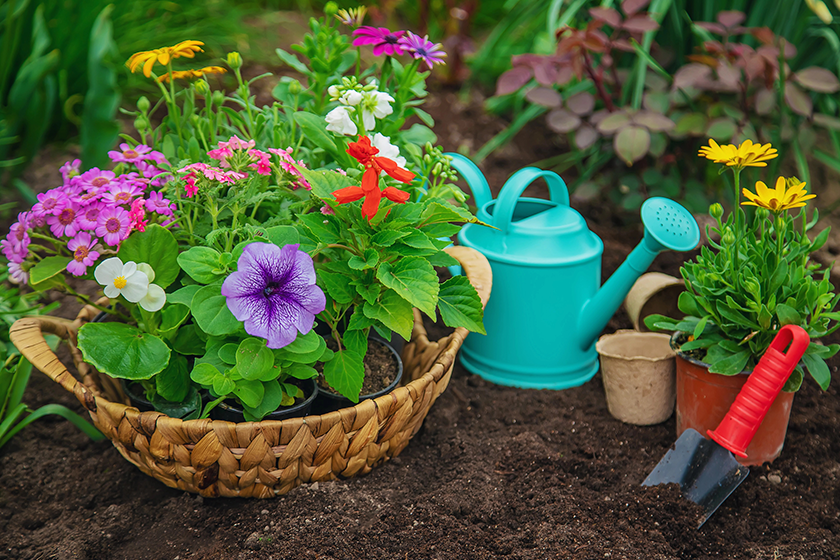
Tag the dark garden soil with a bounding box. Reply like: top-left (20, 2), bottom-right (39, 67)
top-left (316, 337), bottom-right (400, 399)
top-left (4, 88), bottom-right (840, 559)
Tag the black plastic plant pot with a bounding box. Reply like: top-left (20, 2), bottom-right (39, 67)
top-left (312, 336), bottom-right (404, 415)
top-left (120, 379), bottom-right (156, 413)
top-left (210, 377), bottom-right (319, 423)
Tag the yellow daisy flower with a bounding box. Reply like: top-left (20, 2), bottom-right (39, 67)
top-left (335, 6), bottom-right (367, 26)
top-left (698, 139), bottom-right (778, 169)
top-left (157, 66), bottom-right (227, 83)
top-left (127, 40), bottom-right (205, 78)
top-left (741, 177), bottom-right (816, 212)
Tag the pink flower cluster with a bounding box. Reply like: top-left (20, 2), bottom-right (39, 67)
top-left (2, 145), bottom-right (175, 283)
top-left (269, 147), bottom-right (311, 190)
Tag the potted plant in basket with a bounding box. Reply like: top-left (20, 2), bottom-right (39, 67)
top-left (646, 139), bottom-right (840, 465)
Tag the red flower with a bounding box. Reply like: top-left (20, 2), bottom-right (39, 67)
top-left (332, 136), bottom-right (415, 220)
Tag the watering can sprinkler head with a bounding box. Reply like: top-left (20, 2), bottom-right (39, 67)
top-left (640, 197), bottom-right (701, 254)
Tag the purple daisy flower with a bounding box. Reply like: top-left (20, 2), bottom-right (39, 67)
top-left (7, 261), bottom-right (28, 284)
top-left (104, 182), bottom-right (142, 206)
top-left (73, 168), bottom-right (118, 191)
top-left (95, 206), bottom-right (131, 246)
top-left (221, 243), bottom-right (326, 349)
top-left (77, 202), bottom-right (105, 231)
top-left (108, 143), bottom-right (152, 164)
top-left (32, 188), bottom-right (69, 217)
top-left (46, 201), bottom-right (81, 238)
top-left (398, 32), bottom-right (447, 69)
top-left (352, 26), bottom-right (406, 56)
top-left (66, 232), bottom-right (100, 276)
top-left (1, 232), bottom-right (28, 263)
top-left (59, 159), bottom-right (82, 183)
top-left (145, 191), bottom-right (175, 216)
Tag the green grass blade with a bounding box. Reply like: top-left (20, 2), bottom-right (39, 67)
top-left (0, 403), bottom-right (28, 447)
top-left (473, 104), bottom-right (547, 164)
top-left (7, 358), bottom-right (32, 414)
top-left (0, 404), bottom-right (105, 449)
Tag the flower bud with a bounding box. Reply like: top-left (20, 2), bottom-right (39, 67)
top-left (190, 114), bottom-right (201, 127)
top-left (212, 91), bottom-right (225, 106)
top-left (137, 263), bottom-right (156, 283)
top-left (755, 207), bottom-right (769, 221)
top-left (722, 228), bottom-right (736, 246)
top-left (328, 85), bottom-right (340, 99)
top-left (743, 279), bottom-right (760, 296)
top-left (134, 117), bottom-right (147, 132)
top-left (423, 154), bottom-right (432, 165)
top-left (227, 51), bottom-right (242, 70)
top-left (137, 96), bottom-right (150, 113)
top-left (432, 162), bottom-right (443, 176)
top-left (289, 79), bottom-right (302, 95)
top-left (709, 203), bottom-right (723, 220)
top-left (194, 79), bottom-right (210, 95)
top-left (324, 1), bottom-right (339, 16)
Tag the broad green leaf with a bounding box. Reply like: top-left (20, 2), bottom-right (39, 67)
top-left (212, 375), bottom-right (235, 396)
top-left (427, 251), bottom-right (461, 268)
top-left (298, 212), bottom-right (341, 244)
top-left (371, 230), bottom-right (409, 247)
top-left (156, 354), bottom-right (190, 402)
top-left (708, 350), bottom-right (750, 375)
top-left (300, 168), bottom-right (357, 200)
top-left (363, 290), bottom-right (415, 340)
top-left (151, 387), bottom-right (201, 419)
top-left (118, 225), bottom-right (179, 288)
top-left (266, 225), bottom-right (300, 247)
top-left (191, 284), bottom-right (240, 336)
top-left (282, 329), bottom-right (322, 354)
top-left (376, 257), bottom-right (439, 318)
top-left (77, 323), bottom-right (170, 380)
top-left (294, 111), bottom-right (338, 154)
top-left (286, 364), bottom-right (318, 379)
top-left (28, 256), bottom-right (67, 286)
top-left (243, 380), bottom-right (285, 421)
top-left (400, 230), bottom-right (438, 251)
top-left (349, 248), bottom-right (379, 270)
top-left (419, 201), bottom-right (473, 225)
top-left (693, 316), bottom-right (708, 340)
top-left (781, 366), bottom-right (804, 392)
top-left (323, 349), bottom-right (365, 403)
top-left (353, 281), bottom-right (380, 304)
top-left (677, 292), bottom-right (701, 316)
top-left (171, 325), bottom-right (206, 355)
top-left (219, 343), bottom-right (238, 365)
top-left (177, 246), bottom-right (223, 284)
top-left (168, 285), bottom-right (201, 307)
top-left (343, 329), bottom-right (368, 357)
top-left (318, 271), bottom-right (355, 304)
top-left (158, 304), bottom-right (190, 335)
top-left (801, 353), bottom-right (831, 390)
top-left (437, 276), bottom-right (486, 334)
top-left (775, 303), bottom-right (802, 326)
top-left (614, 125), bottom-right (650, 166)
top-left (233, 379), bottom-right (265, 408)
top-left (190, 362), bottom-right (221, 385)
top-left (236, 338), bottom-right (275, 381)
top-left (276, 48), bottom-right (309, 74)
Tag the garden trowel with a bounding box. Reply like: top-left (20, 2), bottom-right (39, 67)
top-left (642, 324), bottom-right (810, 528)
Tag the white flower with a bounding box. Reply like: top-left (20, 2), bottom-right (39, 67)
top-left (136, 263), bottom-right (166, 312)
top-left (340, 90), bottom-right (363, 106)
top-left (360, 91), bottom-right (394, 131)
top-left (327, 85), bottom-right (340, 99)
top-left (325, 106), bottom-right (358, 136)
top-left (94, 257), bottom-right (149, 303)
top-left (371, 133), bottom-right (407, 171)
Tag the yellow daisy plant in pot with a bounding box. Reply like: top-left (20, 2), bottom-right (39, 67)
top-left (647, 139), bottom-right (839, 464)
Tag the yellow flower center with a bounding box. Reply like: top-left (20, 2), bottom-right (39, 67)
top-left (113, 276), bottom-right (127, 290)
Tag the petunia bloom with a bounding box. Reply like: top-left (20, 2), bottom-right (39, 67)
top-left (94, 257), bottom-right (149, 302)
top-left (398, 32), bottom-right (447, 69)
top-left (221, 243), bottom-right (326, 349)
top-left (66, 232), bottom-right (100, 276)
top-left (332, 136), bottom-right (414, 220)
top-left (352, 27), bottom-right (406, 56)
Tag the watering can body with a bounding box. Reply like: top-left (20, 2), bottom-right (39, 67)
top-left (449, 153), bottom-right (699, 390)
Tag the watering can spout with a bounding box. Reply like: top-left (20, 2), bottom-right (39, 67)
top-left (576, 199), bottom-right (700, 351)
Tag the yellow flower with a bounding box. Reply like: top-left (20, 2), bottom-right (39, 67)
top-left (157, 66), bottom-right (227, 83)
top-left (127, 40), bottom-right (205, 78)
top-left (741, 177), bottom-right (816, 212)
top-left (807, 0), bottom-right (833, 24)
top-left (698, 139), bottom-right (778, 169)
top-left (335, 6), bottom-right (367, 26)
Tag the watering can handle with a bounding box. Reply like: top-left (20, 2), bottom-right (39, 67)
top-left (494, 168), bottom-right (570, 235)
top-left (445, 153), bottom-right (493, 209)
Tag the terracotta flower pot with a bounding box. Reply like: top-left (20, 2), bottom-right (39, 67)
top-left (671, 333), bottom-right (794, 466)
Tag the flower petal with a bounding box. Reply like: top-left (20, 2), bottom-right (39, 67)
top-left (94, 257), bottom-right (123, 286)
top-left (121, 271), bottom-right (150, 303)
top-left (122, 261), bottom-right (137, 278)
top-left (139, 283), bottom-right (166, 312)
top-left (103, 284), bottom-right (120, 298)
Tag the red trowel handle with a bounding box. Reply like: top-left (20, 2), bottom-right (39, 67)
top-left (708, 325), bottom-right (810, 458)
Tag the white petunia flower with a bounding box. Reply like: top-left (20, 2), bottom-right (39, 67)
top-left (136, 263), bottom-right (166, 312)
top-left (360, 91), bottom-right (394, 131)
top-left (371, 133), bottom-right (407, 171)
top-left (325, 106), bottom-right (358, 136)
top-left (94, 257), bottom-right (149, 303)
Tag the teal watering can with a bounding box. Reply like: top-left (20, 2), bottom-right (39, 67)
top-left (449, 153), bottom-right (700, 389)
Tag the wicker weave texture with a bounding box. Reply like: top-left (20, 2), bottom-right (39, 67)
top-left (10, 246), bottom-right (492, 498)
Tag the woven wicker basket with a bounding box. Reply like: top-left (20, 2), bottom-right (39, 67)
top-left (10, 246), bottom-right (491, 498)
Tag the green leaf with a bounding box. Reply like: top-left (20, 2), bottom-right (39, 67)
top-left (77, 323), bottom-right (170, 380)
top-left (677, 292), bottom-right (702, 316)
top-left (349, 248), bottom-right (379, 270)
top-left (300, 168), bottom-right (357, 200)
top-left (371, 230), bottom-right (409, 247)
top-left (242, 380), bottom-right (285, 421)
top-left (801, 353), bottom-right (831, 390)
top-left (437, 276), bottom-right (486, 334)
top-left (708, 350), bottom-right (750, 375)
top-left (323, 349), bottom-right (365, 403)
top-left (298, 212), bottom-right (341, 244)
top-left (177, 246), bottom-right (223, 284)
top-left (343, 329), bottom-right (368, 357)
top-left (28, 256), bottom-right (68, 286)
top-left (276, 48), bottom-right (310, 74)
top-left (266, 225), bottom-right (300, 247)
top-left (614, 125), bottom-right (650, 165)
top-left (190, 362), bottom-right (221, 385)
top-left (156, 354), bottom-right (190, 402)
top-left (171, 325), bottom-right (206, 355)
top-left (158, 304), bottom-right (190, 335)
top-left (286, 364), bottom-right (318, 379)
top-left (353, 281), bottom-right (380, 305)
top-left (213, 375), bottom-right (235, 396)
top-left (282, 329), bottom-right (322, 354)
top-left (233, 379), bottom-right (265, 408)
top-left (376, 257), bottom-right (439, 319)
top-left (218, 343), bottom-right (238, 365)
top-left (294, 111), bottom-right (338, 154)
top-left (693, 316), bottom-right (708, 340)
top-left (400, 230), bottom-right (438, 251)
top-left (428, 251), bottom-right (461, 268)
top-left (191, 284), bottom-right (240, 336)
top-left (236, 338), bottom-right (275, 381)
top-left (318, 271), bottom-right (355, 304)
top-left (117, 225), bottom-right (179, 288)
top-left (775, 304), bottom-right (802, 326)
top-left (363, 290), bottom-right (415, 340)
top-left (168, 285), bottom-right (201, 307)
top-left (151, 387), bottom-right (201, 419)
top-left (781, 366), bottom-right (804, 392)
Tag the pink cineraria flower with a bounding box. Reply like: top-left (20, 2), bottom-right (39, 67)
top-left (1, 230), bottom-right (29, 263)
top-left (47, 202), bottom-right (81, 238)
top-left (70, 187), bottom-right (103, 206)
top-left (320, 204), bottom-right (335, 215)
top-left (32, 188), bottom-right (69, 217)
top-left (104, 182), bottom-right (142, 206)
top-left (135, 161), bottom-right (171, 187)
top-left (352, 27), bottom-right (406, 56)
top-left (77, 202), bottom-right (105, 230)
top-left (147, 150), bottom-right (169, 166)
top-left (207, 146), bottom-right (233, 167)
top-left (128, 198), bottom-right (148, 233)
top-left (95, 206), bottom-right (131, 246)
top-left (66, 232), bottom-right (100, 276)
top-left (145, 191), bottom-right (175, 216)
top-left (73, 168), bottom-right (118, 191)
top-left (108, 143), bottom-right (152, 164)
top-left (248, 149), bottom-right (272, 175)
top-left (7, 261), bottom-right (28, 284)
top-left (220, 135), bottom-right (255, 151)
top-left (183, 173), bottom-right (199, 198)
top-left (398, 32), bottom-right (447, 70)
top-left (59, 159), bottom-right (82, 183)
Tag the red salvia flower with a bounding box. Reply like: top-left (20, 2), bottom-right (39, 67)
top-left (333, 136), bottom-right (415, 220)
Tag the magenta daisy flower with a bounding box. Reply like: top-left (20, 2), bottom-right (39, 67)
top-left (221, 243), bottom-right (326, 349)
top-left (104, 182), bottom-right (142, 206)
top-left (32, 188), bottom-right (70, 217)
top-left (7, 261), bottom-right (28, 284)
top-left (108, 143), bottom-right (152, 164)
top-left (73, 168), bottom-right (118, 191)
top-left (77, 202), bottom-right (105, 231)
top-left (145, 191), bottom-right (175, 216)
top-left (95, 206), bottom-right (131, 246)
top-left (398, 32), bottom-right (447, 69)
top-left (352, 27), bottom-right (406, 56)
top-left (47, 202), bottom-right (81, 238)
top-left (1, 230), bottom-right (29, 263)
top-left (59, 159), bottom-right (82, 183)
top-left (66, 232), bottom-right (100, 276)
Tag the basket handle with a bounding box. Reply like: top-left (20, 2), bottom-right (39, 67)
top-left (444, 245), bottom-right (492, 309)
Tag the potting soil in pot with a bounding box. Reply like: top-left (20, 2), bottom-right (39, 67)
top-left (316, 337), bottom-right (399, 397)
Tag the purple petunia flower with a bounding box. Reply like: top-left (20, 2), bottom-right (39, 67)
top-left (66, 232), bottom-right (100, 276)
top-left (352, 26), bottom-right (406, 56)
top-left (46, 202), bottom-right (81, 238)
top-left (398, 32), bottom-right (447, 69)
top-left (32, 188), bottom-right (69, 217)
top-left (221, 243), bottom-right (326, 349)
top-left (145, 191), bottom-right (175, 216)
top-left (95, 206), bottom-right (131, 246)
top-left (108, 143), bottom-right (152, 164)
